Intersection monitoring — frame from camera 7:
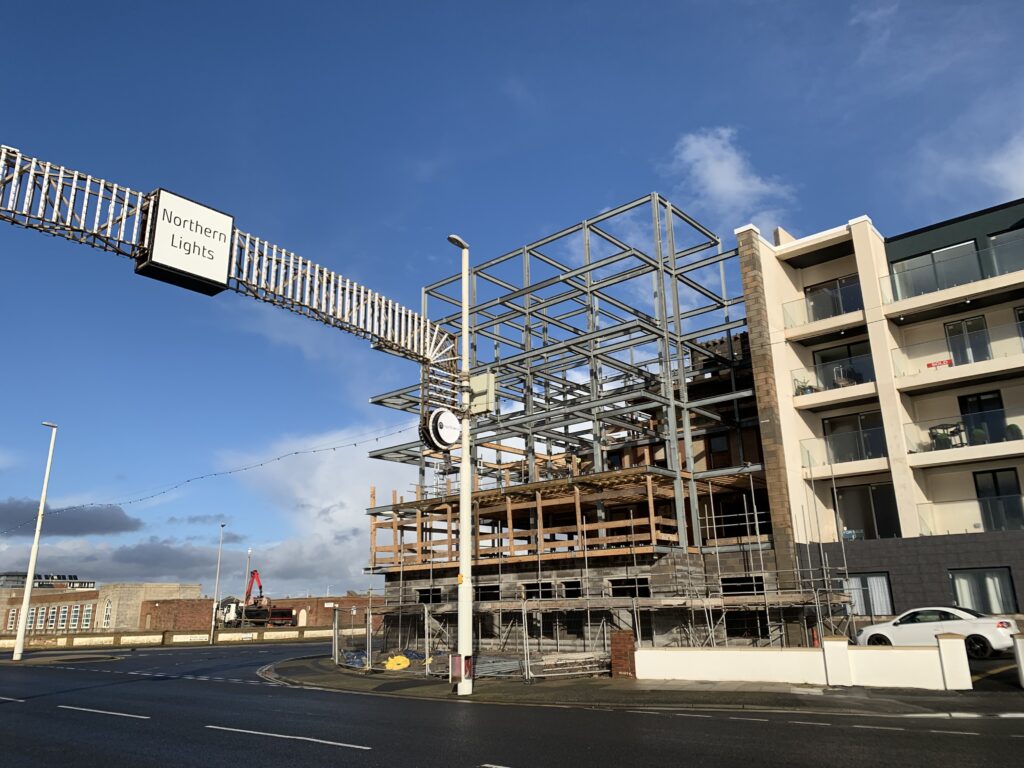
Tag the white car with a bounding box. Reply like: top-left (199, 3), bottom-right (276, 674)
top-left (854, 606), bottom-right (1018, 659)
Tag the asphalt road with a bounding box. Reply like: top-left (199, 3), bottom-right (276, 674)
top-left (1, 642), bottom-right (1022, 767)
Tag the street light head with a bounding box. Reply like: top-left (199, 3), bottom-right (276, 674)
top-left (447, 234), bottom-right (469, 250)
top-left (220, 522), bottom-right (226, 528)
top-left (41, 421), bottom-right (57, 429)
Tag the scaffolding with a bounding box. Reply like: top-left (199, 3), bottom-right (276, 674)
top-left (365, 194), bottom-right (848, 654)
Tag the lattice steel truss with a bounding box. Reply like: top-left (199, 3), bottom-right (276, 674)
top-left (370, 193), bottom-right (762, 545)
top-left (0, 144), bottom-right (458, 410)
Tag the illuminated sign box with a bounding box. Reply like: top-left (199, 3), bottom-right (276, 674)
top-left (136, 189), bottom-right (234, 296)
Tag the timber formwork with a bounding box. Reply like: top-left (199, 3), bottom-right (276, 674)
top-left (366, 195), bottom-right (844, 647)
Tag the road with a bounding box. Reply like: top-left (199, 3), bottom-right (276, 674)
top-left (1, 642), bottom-right (1021, 767)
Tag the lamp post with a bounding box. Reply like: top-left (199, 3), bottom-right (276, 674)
top-left (241, 547), bottom-right (253, 628)
top-left (447, 233), bottom-right (474, 696)
top-left (12, 422), bottom-right (58, 662)
top-left (209, 522), bottom-right (226, 645)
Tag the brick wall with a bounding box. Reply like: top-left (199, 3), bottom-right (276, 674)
top-left (139, 599), bottom-right (211, 631)
top-left (610, 629), bottom-right (636, 678)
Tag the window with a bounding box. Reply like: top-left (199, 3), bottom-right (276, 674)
top-left (415, 587), bottom-right (442, 604)
top-left (959, 390), bottom-right (1005, 445)
top-left (608, 577), bottom-right (650, 598)
top-left (812, 341), bottom-right (874, 390)
top-left (844, 573), bottom-right (893, 617)
top-left (36, 607), bottom-right (46, 630)
top-left (973, 469), bottom-right (1023, 532)
top-left (522, 582), bottom-right (555, 599)
top-left (991, 228), bottom-right (1024, 274)
top-left (561, 580), bottom-right (582, 599)
top-left (706, 434), bottom-right (731, 469)
top-left (58, 605), bottom-right (68, 630)
top-left (725, 609), bottom-right (769, 640)
top-left (823, 411), bottom-right (886, 463)
top-left (899, 609), bottom-right (953, 624)
top-left (70, 605), bottom-right (81, 630)
top-left (605, 450), bottom-right (623, 470)
top-left (26, 607), bottom-right (37, 631)
top-left (945, 316), bottom-right (991, 367)
top-left (474, 584), bottom-right (500, 601)
top-left (82, 604), bottom-right (93, 630)
top-left (6, 608), bottom-right (16, 631)
top-left (805, 275), bottom-right (863, 322)
top-left (101, 599), bottom-right (112, 629)
top-left (950, 567), bottom-right (1017, 614)
top-left (834, 483), bottom-right (901, 540)
top-left (721, 575), bottom-right (764, 595)
top-left (46, 606), bottom-right (57, 630)
top-left (891, 241), bottom-right (980, 300)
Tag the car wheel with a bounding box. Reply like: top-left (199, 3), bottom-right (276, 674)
top-left (867, 634), bottom-right (891, 646)
top-left (965, 635), bottom-right (992, 660)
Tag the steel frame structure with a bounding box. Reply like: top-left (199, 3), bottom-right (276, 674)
top-left (369, 193), bottom-right (761, 547)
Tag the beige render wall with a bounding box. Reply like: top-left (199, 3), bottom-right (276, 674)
top-left (98, 583), bottom-right (202, 630)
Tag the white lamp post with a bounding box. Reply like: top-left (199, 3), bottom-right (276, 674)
top-left (209, 522), bottom-right (226, 645)
top-left (447, 233), bottom-right (474, 695)
top-left (12, 421), bottom-right (58, 662)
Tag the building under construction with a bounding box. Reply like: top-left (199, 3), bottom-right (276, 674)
top-left (364, 194), bottom-right (847, 660)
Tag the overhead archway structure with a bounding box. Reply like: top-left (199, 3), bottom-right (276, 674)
top-left (0, 144), bottom-right (459, 427)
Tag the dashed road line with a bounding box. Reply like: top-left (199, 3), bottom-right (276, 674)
top-left (0, 696), bottom-right (25, 703)
top-left (852, 725), bottom-right (904, 732)
top-left (204, 725), bottom-right (370, 750)
top-left (729, 717), bottom-right (769, 722)
top-left (929, 730), bottom-right (978, 736)
top-left (789, 721), bottom-right (830, 726)
top-left (58, 705), bottom-right (150, 720)
top-left (480, 764), bottom-right (513, 768)
top-left (675, 713), bottom-right (711, 718)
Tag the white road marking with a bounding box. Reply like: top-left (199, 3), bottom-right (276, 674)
top-left (997, 713), bottom-right (1024, 718)
top-left (58, 705), bottom-right (150, 720)
top-left (949, 713), bottom-right (983, 719)
top-left (852, 725), bottom-right (904, 732)
top-left (789, 721), bottom-right (830, 726)
top-left (480, 764), bottom-right (513, 768)
top-left (929, 730), bottom-right (978, 736)
top-left (675, 713), bottom-right (711, 718)
top-left (729, 717), bottom-right (769, 722)
top-left (204, 725), bottom-right (370, 750)
top-left (0, 696), bottom-right (25, 702)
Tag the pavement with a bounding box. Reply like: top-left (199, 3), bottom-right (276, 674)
top-left (268, 653), bottom-right (1024, 717)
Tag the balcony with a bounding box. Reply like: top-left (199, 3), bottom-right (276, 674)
top-left (784, 280), bottom-right (864, 329)
top-left (792, 354), bottom-right (877, 409)
top-left (880, 239), bottom-right (1024, 317)
top-left (891, 321), bottom-right (1024, 390)
top-left (800, 427), bottom-right (889, 478)
top-left (918, 494), bottom-right (1024, 536)
top-left (904, 407), bottom-right (1024, 467)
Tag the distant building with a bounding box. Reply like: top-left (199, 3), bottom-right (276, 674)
top-left (0, 572), bottom-right (96, 590)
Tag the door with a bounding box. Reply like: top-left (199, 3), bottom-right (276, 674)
top-left (893, 609), bottom-right (949, 645)
top-left (958, 390), bottom-right (1004, 444)
top-left (945, 316), bottom-right (991, 367)
top-left (973, 469), bottom-right (1024, 531)
top-left (823, 412), bottom-right (885, 463)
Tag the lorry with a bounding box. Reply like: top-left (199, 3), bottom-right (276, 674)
top-left (221, 569), bottom-right (297, 628)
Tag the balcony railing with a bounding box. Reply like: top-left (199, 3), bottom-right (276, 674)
top-left (891, 321), bottom-right (1024, 377)
top-left (783, 281), bottom-right (864, 328)
top-left (800, 426), bottom-right (887, 467)
top-left (792, 353), bottom-right (876, 396)
top-left (904, 406), bottom-right (1024, 453)
top-left (880, 239), bottom-right (1024, 304)
top-left (919, 494), bottom-right (1024, 535)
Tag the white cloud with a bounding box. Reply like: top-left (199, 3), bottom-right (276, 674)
top-left (664, 127), bottom-right (793, 234)
top-left (913, 85), bottom-right (1024, 210)
top-left (0, 448), bottom-right (16, 472)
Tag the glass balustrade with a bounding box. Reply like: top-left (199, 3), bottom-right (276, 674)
top-left (918, 494), bottom-right (1024, 535)
top-left (880, 238), bottom-right (1024, 303)
top-left (791, 353), bottom-right (875, 395)
top-left (891, 321), bottom-right (1024, 376)
top-left (783, 280), bottom-right (864, 328)
top-left (904, 407), bottom-right (1024, 453)
top-left (800, 426), bottom-right (887, 467)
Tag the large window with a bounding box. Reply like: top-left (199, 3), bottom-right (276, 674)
top-left (950, 567), bottom-right (1016, 614)
top-left (35, 607), bottom-right (46, 630)
top-left (806, 275), bottom-right (863, 322)
top-left (945, 316), bottom-right (991, 367)
top-left (811, 341), bottom-right (874, 390)
top-left (823, 411), bottom-right (886, 463)
top-left (608, 577), bottom-right (650, 598)
top-left (990, 228), bottom-right (1024, 274)
top-left (46, 606), bottom-right (57, 630)
top-left (26, 607), bottom-right (37, 631)
top-left (834, 483), bottom-right (901, 539)
top-left (844, 573), bottom-right (893, 617)
top-left (101, 599), bottom-right (112, 629)
top-left (891, 241), bottom-right (980, 299)
top-left (958, 390), bottom-right (1005, 444)
top-left (58, 605), bottom-right (68, 631)
top-left (973, 469), bottom-right (1023, 532)
top-left (6, 608), bottom-right (16, 631)
top-left (82, 604), bottom-right (93, 630)
top-left (70, 605), bottom-right (81, 630)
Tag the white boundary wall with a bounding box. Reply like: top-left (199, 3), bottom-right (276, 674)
top-left (635, 634), bottom-right (972, 691)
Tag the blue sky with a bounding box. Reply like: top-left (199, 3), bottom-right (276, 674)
top-left (1, 1), bottom-right (1022, 597)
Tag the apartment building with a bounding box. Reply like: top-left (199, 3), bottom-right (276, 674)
top-left (739, 197), bottom-right (1024, 622)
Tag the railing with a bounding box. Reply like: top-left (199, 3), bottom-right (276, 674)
top-left (918, 494), bottom-right (1024, 535)
top-left (783, 282), bottom-right (864, 328)
top-left (904, 407), bottom-right (1024, 453)
top-left (891, 321), bottom-right (1024, 376)
top-left (880, 239), bottom-right (1024, 303)
top-left (800, 427), bottom-right (887, 467)
top-left (792, 353), bottom-right (875, 395)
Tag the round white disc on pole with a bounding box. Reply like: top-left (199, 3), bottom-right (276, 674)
top-left (423, 408), bottom-right (461, 451)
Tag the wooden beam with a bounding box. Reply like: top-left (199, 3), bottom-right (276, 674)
top-left (646, 475), bottom-right (657, 544)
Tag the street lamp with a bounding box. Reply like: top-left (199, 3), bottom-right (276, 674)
top-left (241, 547), bottom-right (253, 628)
top-left (447, 233), bottom-right (474, 696)
top-left (12, 421), bottom-right (58, 662)
top-left (209, 522), bottom-right (226, 645)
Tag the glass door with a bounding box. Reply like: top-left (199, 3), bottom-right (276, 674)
top-left (958, 390), bottom-right (1005, 444)
top-left (945, 316), bottom-right (991, 367)
top-left (973, 469), bottom-right (1023, 531)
